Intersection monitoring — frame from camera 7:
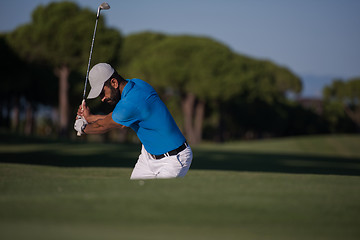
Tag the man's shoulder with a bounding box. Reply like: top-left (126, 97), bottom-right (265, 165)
top-left (112, 99), bottom-right (139, 122)
top-left (114, 98), bottom-right (137, 114)
top-left (131, 78), bottom-right (155, 91)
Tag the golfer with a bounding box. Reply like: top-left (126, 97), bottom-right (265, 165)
top-left (74, 63), bottom-right (192, 179)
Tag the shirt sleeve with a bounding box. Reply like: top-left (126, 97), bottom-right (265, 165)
top-left (112, 101), bottom-right (139, 127)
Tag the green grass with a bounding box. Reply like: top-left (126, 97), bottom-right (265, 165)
top-left (1, 134), bottom-right (360, 240)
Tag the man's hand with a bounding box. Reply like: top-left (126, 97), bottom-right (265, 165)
top-left (74, 116), bottom-right (88, 136)
top-left (77, 101), bottom-right (90, 121)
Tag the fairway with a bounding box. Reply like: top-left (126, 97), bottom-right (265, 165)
top-left (1, 134), bottom-right (360, 240)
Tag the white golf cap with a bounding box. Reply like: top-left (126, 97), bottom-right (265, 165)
top-left (87, 63), bottom-right (115, 99)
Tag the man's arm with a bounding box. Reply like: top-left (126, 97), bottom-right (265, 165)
top-left (77, 103), bottom-right (105, 123)
top-left (86, 114), bottom-right (106, 123)
top-left (83, 112), bottom-right (125, 134)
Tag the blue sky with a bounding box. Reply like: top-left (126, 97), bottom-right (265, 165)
top-left (1, 0), bottom-right (360, 97)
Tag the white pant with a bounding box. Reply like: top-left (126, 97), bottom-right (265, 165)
top-left (130, 144), bottom-right (193, 180)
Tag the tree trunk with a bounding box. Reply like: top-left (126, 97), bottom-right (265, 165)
top-left (0, 100), bottom-right (5, 128)
top-left (344, 106), bottom-right (360, 131)
top-left (181, 93), bottom-right (205, 145)
top-left (24, 101), bottom-right (34, 136)
top-left (182, 93), bottom-right (196, 144)
top-left (11, 96), bottom-right (20, 133)
top-left (117, 127), bottom-right (129, 142)
top-left (55, 65), bottom-right (70, 137)
top-left (215, 102), bottom-right (226, 143)
top-left (4, 99), bottom-right (11, 129)
top-left (194, 99), bottom-right (205, 143)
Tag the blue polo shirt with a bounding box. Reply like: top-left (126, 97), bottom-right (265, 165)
top-left (112, 79), bottom-right (186, 155)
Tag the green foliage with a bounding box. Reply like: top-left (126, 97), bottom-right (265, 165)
top-left (322, 77), bottom-right (360, 106)
top-left (148, 36), bottom-right (235, 100)
top-left (121, 32), bottom-right (301, 103)
top-left (3, 1), bottom-right (123, 136)
top-left (323, 79), bottom-right (347, 101)
top-left (5, 1), bottom-right (123, 115)
top-left (322, 77), bottom-right (360, 132)
top-left (7, 1), bottom-right (122, 72)
top-left (347, 77), bottom-right (360, 106)
top-left (119, 32), bottom-right (306, 141)
top-left (238, 59), bottom-right (302, 103)
top-left (323, 101), bottom-right (347, 132)
top-left (120, 31), bottom-right (167, 72)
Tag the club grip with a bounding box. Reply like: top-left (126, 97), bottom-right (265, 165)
top-left (76, 99), bottom-right (86, 137)
top-left (81, 99), bottom-right (85, 111)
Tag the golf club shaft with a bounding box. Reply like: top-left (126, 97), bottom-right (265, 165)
top-left (77, 9), bottom-right (101, 136)
top-left (81, 3), bottom-right (110, 101)
top-left (77, 3), bottom-right (110, 136)
top-left (83, 16), bottom-right (99, 100)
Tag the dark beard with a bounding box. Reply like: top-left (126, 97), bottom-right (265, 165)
top-left (106, 86), bottom-right (121, 106)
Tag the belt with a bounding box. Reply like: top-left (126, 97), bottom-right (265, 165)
top-left (150, 141), bottom-right (188, 160)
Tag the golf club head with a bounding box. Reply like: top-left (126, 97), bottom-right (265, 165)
top-left (100, 2), bottom-right (110, 10)
top-left (97, 2), bottom-right (110, 18)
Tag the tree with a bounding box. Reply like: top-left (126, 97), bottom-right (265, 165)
top-left (121, 33), bottom-right (302, 143)
top-left (120, 31), bottom-right (167, 74)
top-left (323, 78), bottom-right (360, 131)
top-left (7, 1), bottom-right (122, 136)
top-left (148, 38), bottom-right (303, 143)
top-left (0, 34), bottom-right (25, 132)
top-left (122, 34), bottom-right (239, 143)
top-left (237, 59), bottom-right (302, 103)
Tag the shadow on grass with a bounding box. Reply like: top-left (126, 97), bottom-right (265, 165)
top-left (0, 133), bottom-right (359, 176)
top-left (192, 149), bottom-right (360, 176)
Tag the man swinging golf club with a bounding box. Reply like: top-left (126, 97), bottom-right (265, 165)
top-left (74, 63), bottom-right (193, 179)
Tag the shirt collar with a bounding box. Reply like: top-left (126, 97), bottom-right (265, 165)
top-left (121, 79), bottom-right (135, 99)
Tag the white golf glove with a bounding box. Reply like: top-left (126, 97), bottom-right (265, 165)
top-left (74, 116), bottom-right (88, 136)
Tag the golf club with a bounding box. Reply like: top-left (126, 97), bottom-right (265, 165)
top-left (77, 2), bottom-right (110, 136)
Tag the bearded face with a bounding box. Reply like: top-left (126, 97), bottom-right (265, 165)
top-left (100, 85), bottom-right (121, 106)
top-left (106, 86), bottom-right (121, 106)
